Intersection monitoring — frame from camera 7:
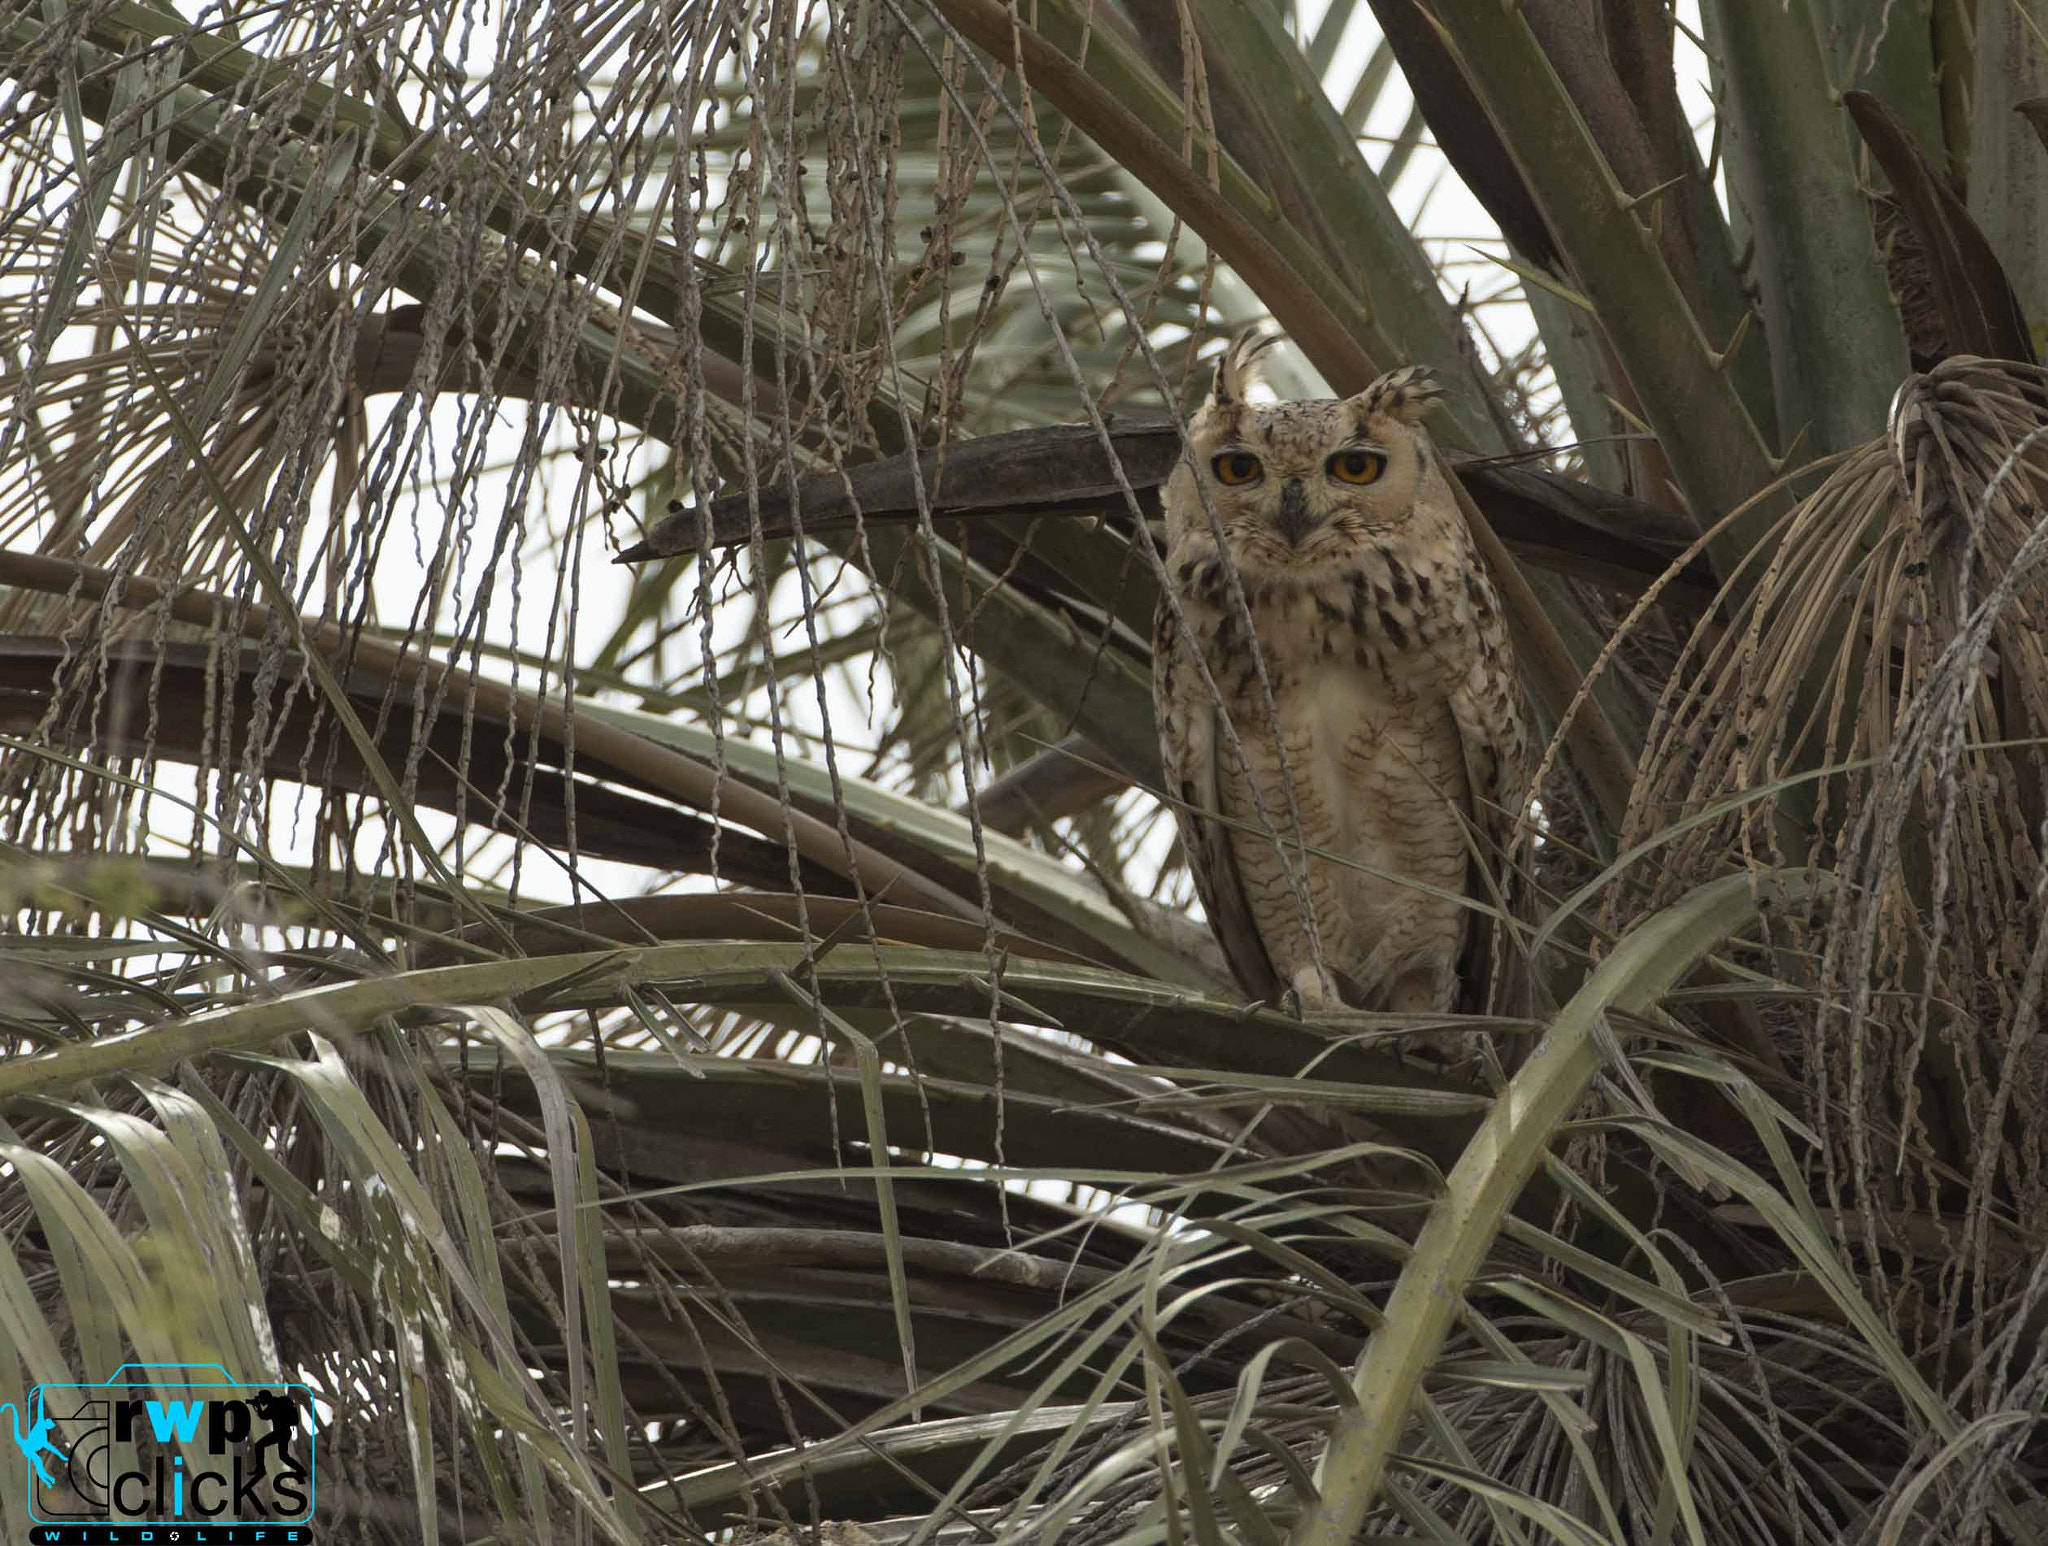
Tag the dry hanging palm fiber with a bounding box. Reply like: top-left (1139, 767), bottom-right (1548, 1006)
top-left (1613, 356), bottom-right (2048, 1358)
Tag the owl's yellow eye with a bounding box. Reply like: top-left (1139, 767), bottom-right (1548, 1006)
top-left (1328, 449), bottom-right (1386, 485)
top-left (1210, 451), bottom-right (1263, 486)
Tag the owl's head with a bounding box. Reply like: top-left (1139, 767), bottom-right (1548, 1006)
top-left (1166, 333), bottom-right (1447, 578)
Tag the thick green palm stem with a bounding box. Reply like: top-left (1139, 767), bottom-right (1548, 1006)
top-left (1178, 0), bottom-right (1509, 432)
top-left (1701, 0), bottom-right (1911, 457)
top-left (1426, 2), bottom-right (1784, 600)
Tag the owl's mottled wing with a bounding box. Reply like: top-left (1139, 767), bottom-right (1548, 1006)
top-left (1154, 602), bottom-right (1281, 1006)
top-left (1447, 568), bottom-right (1531, 1017)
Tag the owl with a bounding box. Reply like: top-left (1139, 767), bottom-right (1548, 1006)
top-left (1154, 333), bottom-right (1528, 1028)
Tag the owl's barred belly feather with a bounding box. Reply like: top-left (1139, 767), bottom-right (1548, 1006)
top-left (1193, 566), bottom-right (1477, 1014)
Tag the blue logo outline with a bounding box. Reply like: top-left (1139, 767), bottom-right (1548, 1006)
top-left (9, 1363), bottom-right (316, 1528)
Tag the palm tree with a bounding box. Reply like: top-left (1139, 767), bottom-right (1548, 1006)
top-left (2, 0), bottom-right (2046, 1541)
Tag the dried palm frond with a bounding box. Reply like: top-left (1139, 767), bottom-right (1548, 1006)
top-left (1617, 356), bottom-right (2048, 1366)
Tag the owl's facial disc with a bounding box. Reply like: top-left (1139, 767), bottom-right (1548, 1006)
top-left (1186, 400), bottom-right (1419, 578)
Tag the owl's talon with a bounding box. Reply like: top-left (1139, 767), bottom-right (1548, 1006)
top-left (1280, 987), bottom-right (1307, 1021)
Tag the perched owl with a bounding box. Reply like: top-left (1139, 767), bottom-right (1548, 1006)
top-left (1154, 333), bottom-right (1528, 1027)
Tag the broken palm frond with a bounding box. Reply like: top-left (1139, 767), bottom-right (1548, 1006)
top-left (1847, 90), bottom-right (2037, 366)
top-left (615, 419), bottom-right (1713, 601)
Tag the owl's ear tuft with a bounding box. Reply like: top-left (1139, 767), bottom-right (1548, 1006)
top-left (1207, 329), bottom-right (1283, 409)
top-left (1352, 365), bottom-right (1445, 425)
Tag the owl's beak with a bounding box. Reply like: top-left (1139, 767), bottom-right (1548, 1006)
top-left (1276, 478), bottom-right (1318, 547)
